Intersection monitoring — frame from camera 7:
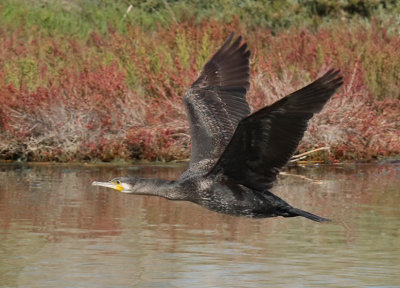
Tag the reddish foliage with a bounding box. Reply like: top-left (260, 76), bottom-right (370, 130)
top-left (0, 20), bottom-right (399, 162)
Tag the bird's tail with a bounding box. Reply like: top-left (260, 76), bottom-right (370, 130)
top-left (288, 207), bottom-right (331, 223)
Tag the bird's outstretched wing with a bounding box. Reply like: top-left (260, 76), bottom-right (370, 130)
top-left (208, 69), bottom-right (344, 191)
top-left (184, 33), bottom-right (251, 166)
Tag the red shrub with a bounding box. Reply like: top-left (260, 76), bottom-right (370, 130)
top-left (0, 19), bottom-right (399, 162)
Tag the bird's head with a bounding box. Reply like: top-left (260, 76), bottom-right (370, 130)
top-left (92, 177), bottom-right (136, 193)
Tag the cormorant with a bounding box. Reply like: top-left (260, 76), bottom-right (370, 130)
top-left (92, 33), bottom-right (343, 222)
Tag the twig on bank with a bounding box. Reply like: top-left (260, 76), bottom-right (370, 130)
top-left (289, 147), bottom-right (330, 163)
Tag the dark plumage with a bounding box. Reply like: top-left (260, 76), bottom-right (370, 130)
top-left (93, 33), bottom-right (343, 222)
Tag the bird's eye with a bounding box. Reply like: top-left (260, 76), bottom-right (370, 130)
top-left (115, 180), bottom-right (121, 184)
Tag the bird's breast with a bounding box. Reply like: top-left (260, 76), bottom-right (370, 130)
top-left (192, 181), bottom-right (267, 217)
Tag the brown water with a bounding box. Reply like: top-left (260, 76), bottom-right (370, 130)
top-left (0, 162), bottom-right (399, 288)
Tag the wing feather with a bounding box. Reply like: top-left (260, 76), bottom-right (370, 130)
top-left (208, 69), bottom-right (344, 191)
top-left (184, 33), bottom-right (251, 166)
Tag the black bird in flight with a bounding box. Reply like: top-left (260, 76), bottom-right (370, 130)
top-left (93, 33), bottom-right (343, 222)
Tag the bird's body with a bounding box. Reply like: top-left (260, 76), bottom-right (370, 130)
top-left (93, 33), bottom-right (343, 222)
top-left (178, 175), bottom-right (290, 219)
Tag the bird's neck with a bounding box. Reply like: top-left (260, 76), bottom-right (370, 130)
top-left (132, 178), bottom-right (184, 200)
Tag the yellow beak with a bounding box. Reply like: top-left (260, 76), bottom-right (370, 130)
top-left (92, 181), bottom-right (124, 192)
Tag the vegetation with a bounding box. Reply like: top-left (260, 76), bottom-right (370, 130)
top-left (0, 0), bottom-right (399, 162)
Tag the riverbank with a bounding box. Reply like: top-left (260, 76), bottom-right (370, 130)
top-left (1, 1), bottom-right (399, 162)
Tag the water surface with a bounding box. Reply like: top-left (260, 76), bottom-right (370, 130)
top-left (0, 162), bottom-right (399, 287)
